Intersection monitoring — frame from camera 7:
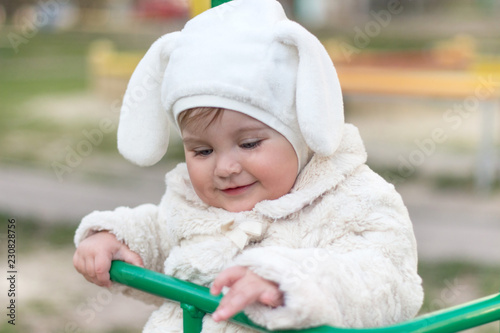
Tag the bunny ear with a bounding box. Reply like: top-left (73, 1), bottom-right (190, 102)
top-left (117, 32), bottom-right (181, 166)
top-left (274, 21), bottom-right (344, 156)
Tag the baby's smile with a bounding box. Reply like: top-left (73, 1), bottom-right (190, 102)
top-left (220, 182), bottom-right (258, 196)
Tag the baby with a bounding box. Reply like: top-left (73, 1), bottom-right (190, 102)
top-left (73, 0), bottom-right (423, 331)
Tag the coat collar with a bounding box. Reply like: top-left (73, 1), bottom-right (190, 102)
top-left (254, 124), bottom-right (367, 218)
top-left (166, 124), bottom-right (367, 220)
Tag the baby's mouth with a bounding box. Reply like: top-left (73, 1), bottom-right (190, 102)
top-left (221, 182), bottom-right (256, 195)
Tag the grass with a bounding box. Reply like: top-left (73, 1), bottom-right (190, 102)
top-left (0, 213), bottom-right (76, 252)
top-left (430, 173), bottom-right (500, 194)
top-left (368, 161), bottom-right (500, 194)
top-left (0, 28), bottom-right (159, 168)
top-left (0, 30), bottom-right (91, 102)
top-left (0, 30), bottom-right (92, 166)
top-left (418, 261), bottom-right (500, 333)
top-left (0, 28), bottom-right (187, 173)
top-left (419, 261), bottom-right (500, 312)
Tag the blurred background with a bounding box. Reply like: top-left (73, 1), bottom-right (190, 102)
top-left (0, 0), bottom-right (499, 332)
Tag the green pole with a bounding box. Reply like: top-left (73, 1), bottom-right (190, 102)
top-left (181, 303), bottom-right (205, 333)
top-left (212, 0), bottom-right (232, 7)
top-left (110, 261), bottom-right (500, 333)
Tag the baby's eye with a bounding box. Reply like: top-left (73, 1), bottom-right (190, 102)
top-left (194, 148), bottom-right (213, 156)
top-left (240, 140), bottom-right (261, 150)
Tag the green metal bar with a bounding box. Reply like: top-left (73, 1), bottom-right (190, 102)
top-left (181, 303), bottom-right (205, 333)
top-left (110, 261), bottom-right (500, 333)
top-left (109, 260), bottom-right (221, 314)
top-left (211, 0), bottom-right (232, 8)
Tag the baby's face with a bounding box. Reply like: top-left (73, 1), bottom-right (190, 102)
top-left (181, 109), bottom-right (298, 212)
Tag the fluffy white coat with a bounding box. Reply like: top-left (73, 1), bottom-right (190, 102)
top-left (75, 124), bottom-right (423, 332)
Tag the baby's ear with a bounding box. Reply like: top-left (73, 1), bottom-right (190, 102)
top-left (273, 21), bottom-right (344, 156)
top-left (117, 32), bottom-right (181, 167)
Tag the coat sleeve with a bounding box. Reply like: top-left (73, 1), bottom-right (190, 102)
top-left (74, 203), bottom-right (168, 305)
top-left (233, 176), bottom-right (423, 330)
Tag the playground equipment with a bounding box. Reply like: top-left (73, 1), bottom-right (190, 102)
top-left (190, 0), bottom-right (229, 17)
top-left (324, 34), bottom-right (500, 193)
top-left (109, 261), bottom-right (500, 333)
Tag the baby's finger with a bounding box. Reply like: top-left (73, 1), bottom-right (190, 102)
top-left (210, 266), bottom-right (247, 295)
top-left (213, 287), bottom-right (256, 322)
top-left (83, 256), bottom-right (109, 287)
top-left (259, 288), bottom-right (283, 308)
top-left (72, 252), bottom-right (84, 275)
top-left (73, 253), bottom-right (97, 286)
top-left (80, 257), bottom-right (104, 286)
top-left (94, 254), bottom-right (112, 287)
top-left (84, 257), bottom-right (96, 280)
top-left (115, 246), bottom-right (144, 268)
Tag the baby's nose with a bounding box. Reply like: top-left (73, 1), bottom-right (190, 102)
top-left (214, 152), bottom-right (242, 178)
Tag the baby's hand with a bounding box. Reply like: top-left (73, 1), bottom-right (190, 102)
top-left (210, 266), bottom-right (283, 322)
top-left (73, 231), bottom-right (143, 288)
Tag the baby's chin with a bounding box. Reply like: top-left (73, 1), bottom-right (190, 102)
top-left (219, 202), bottom-right (257, 213)
top-left (216, 193), bottom-right (286, 213)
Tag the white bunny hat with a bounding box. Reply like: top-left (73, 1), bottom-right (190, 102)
top-left (117, 0), bottom-right (344, 171)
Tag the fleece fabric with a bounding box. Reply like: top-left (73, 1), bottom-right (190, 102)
top-left (75, 124), bottom-right (423, 332)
